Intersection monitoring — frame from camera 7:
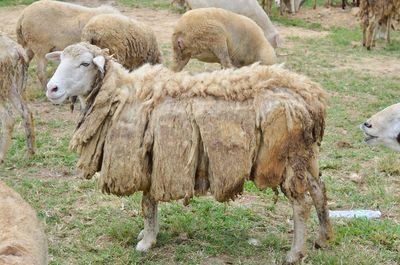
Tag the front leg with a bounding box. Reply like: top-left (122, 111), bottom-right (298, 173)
top-left (136, 192), bottom-right (159, 252)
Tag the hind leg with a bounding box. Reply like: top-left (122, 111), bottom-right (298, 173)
top-left (307, 153), bottom-right (333, 248)
top-left (0, 104), bottom-right (15, 163)
top-left (10, 89), bottom-right (35, 156)
top-left (286, 193), bottom-right (312, 264)
top-left (136, 192), bottom-right (159, 251)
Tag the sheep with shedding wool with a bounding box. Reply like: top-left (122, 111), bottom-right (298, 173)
top-left (16, 0), bottom-right (118, 88)
top-left (45, 42), bottom-right (332, 264)
top-left (82, 14), bottom-right (162, 71)
top-left (171, 8), bottom-right (277, 72)
top-left (0, 33), bottom-right (35, 163)
top-left (0, 180), bottom-right (48, 265)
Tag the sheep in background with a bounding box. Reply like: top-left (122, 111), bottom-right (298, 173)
top-left (45, 42), bottom-right (333, 264)
top-left (171, 8), bottom-right (277, 72)
top-left (176, 0), bottom-right (282, 48)
top-left (82, 13), bottom-right (162, 71)
top-left (0, 33), bottom-right (35, 163)
top-left (361, 103), bottom-right (400, 152)
top-left (16, 0), bottom-right (118, 88)
top-left (359, 0), bottom-right (400, 49)
top-left (0, 180), bottom-right (48, 265)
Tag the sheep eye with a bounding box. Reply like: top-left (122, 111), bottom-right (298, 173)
top-left (80, 62), bottom-right (90, 67)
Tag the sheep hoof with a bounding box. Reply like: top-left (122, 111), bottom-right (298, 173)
top-left (137, 229), bottom-right (144, 240)
top-left (136, 238), bottom-right (156, 252)
top-left (286, 250), bottom-right (306, 264)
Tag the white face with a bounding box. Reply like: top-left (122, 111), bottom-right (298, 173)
top-left (360, 103), bottom-right (400, 152)
top-left (46, 47), bottom-right (105, 104)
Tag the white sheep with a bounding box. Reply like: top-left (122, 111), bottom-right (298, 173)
top-left (361, 103), bottom-right (400, 152)
top-left (16, 0), bottom-right (118, 88)
top-left (45, 42), bottom-right (333, 264)
top-left (81, 13), bottom-right (162, 71)
top-left (0, 180), bottom-right (48, 265)
top-left (0, 33), bottom-right (35, 163)
top-left (171, 8), bottom-right (277, 72)
top-left (180, 0), bottom-right (282, 48)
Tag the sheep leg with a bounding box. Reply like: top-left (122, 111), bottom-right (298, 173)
top-left (306, 175), bottom-right (333, 248)
top-left (0, 104), bottom-right (15, 163)
top-left (136, 192), bottom-right (159, 252)
top-left (280, 0), bottom-right (284, 15)
top-left (385, 16), bottom-right (391, 44)
top-left (212, 43), bottom-right (234, 68)
top-left (36, 57), bottom-right (48, 89)
top-left (171, 54), bottom-right (190, 72)
top-left (361, 13), bottom-right (368, 46)
top-left (10, 89), bottom-right (35, 156)
top-left (290, 0), bottom-right (296, 14)
top-left (313, 0), bottom-right (317, 9)
top-left (286, 194), bottom-right (311, 264)
top-left (366, 17), bottom-right (378, 50)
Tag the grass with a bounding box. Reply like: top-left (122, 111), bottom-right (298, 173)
top-left (1, 1), bottom-right (400, 265)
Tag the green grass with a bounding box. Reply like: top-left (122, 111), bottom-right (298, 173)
top-left (0, 0), bottom-right (36, 7)
top-left (1, 1), bottom-right (400, 265)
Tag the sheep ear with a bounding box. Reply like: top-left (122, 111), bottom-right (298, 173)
top-left (93, 55), bottom-right (105, 74)
top-left (45, 51), bottom-right (62, 61)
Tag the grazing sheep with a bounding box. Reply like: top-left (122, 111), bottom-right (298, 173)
top-left (359, 0), bottom-right (400, 49)
top-left (81, 14), bottom-right (162, 71)
top-left (360, 103), bottom-right (400, 152)
top-left (16, 0), bottom-right (118, 88)
top-left (45, 42), bottom-right (333, 264)
top-left (171, 8), bottom-right (277, 72)
top-left (0, 180), bottom-right (48, 265)
top-left (0, 33), bottom-right (35, 163)
top-left (179, 0), bottom-right (281, 48)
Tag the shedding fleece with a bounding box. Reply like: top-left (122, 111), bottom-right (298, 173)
top-left (70, 53), bottom-right (327, 202)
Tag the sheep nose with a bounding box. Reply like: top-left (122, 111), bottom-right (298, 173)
top-left (364, 122), bottom-right (372, 128)
top-left (48, 84), bottom-right (58, 93)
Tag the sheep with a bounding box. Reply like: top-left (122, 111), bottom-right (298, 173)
top-left (81, 13), bottom-right (162, 71)
top-left (171, 8), bottom-right (278, 72)
top-left (0, 180), bottom-right (48, 265)
top-left (359, 0), bottom-right (400, 49)
top-left (45, 42), bottom-right (333, 264)
top-left (178, 0), bottom-right (281, 48)
top-left (0, 33), bottom-right (35, 163)
top-left (16, 0), bottom-right (119, 88)
top-left (360, 103), bottom-right (400, 152)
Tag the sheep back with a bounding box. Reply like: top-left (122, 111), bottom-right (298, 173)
top-left (0, 34), bottom-right (28, 102)
top-left (16, 0), bottom-right (118, 56)
top-left (82, 14), bottom-right (162, 70)
top-left (72, 62), bottom-right (327, 202)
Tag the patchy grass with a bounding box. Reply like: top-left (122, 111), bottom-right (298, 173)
top-left (0, 2), bottom-right (399, 265)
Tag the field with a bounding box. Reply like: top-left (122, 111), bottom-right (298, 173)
top-left (0, 0), bottom-right (399, 264)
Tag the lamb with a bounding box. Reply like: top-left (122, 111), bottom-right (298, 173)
top-left (16, 0), bottom-right (119, 88)
top-left (45, 42), bottom-right (333, 264)
top-left (0, 33), bottom-right (35, 163)
top-left (171, 8), bottom-right (278, 72)
top-left (0, 180), bottom-right (48, 265)
top-left (179, 0), bottom-right (281, 48)
top-left (359, 0), bottom-right (400, 49)
top-left (81, 14), bottom-right (162, 71)
top-left (360, 103), bottom-right (400, 152)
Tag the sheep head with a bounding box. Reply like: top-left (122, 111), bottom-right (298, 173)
top-left (45, 42), bottom-right (108, 104)
top-left (360, 103), bottom-right (400, 152)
